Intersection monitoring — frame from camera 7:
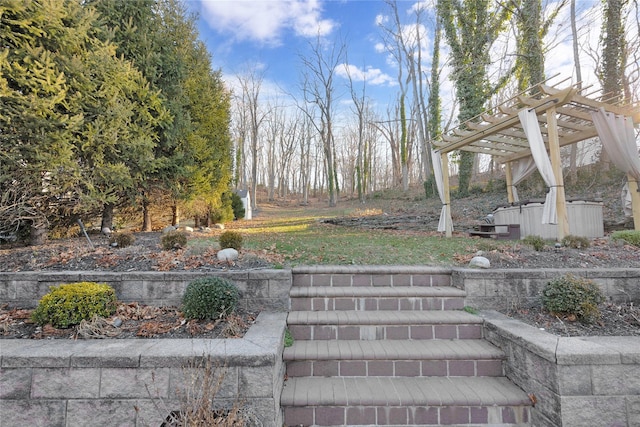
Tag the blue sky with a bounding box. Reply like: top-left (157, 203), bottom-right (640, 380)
top-left (187, 0), bottom-right (429, 109)
top-left (186, 0), bottom-right (607, 122)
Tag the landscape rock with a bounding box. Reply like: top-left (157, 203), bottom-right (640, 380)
top-left (217, 248), bottom-right (238, 262)
top-left (469, 256), bottom-right (490, 269)
top-left (183, 226), bottom-right (194, 233)
top-left (214, 223), bottom-right (225, 229)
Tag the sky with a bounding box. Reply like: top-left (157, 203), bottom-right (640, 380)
top-left (187, 0), bottom-right (400, 108)
top-left (186, 0), bottom-right (606, 124)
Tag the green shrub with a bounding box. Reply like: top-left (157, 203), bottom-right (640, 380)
top-left (541, 274), bottom-right (604, 323)
top-left (611, 230), bottom-right (640, 247)
top-left (231, 192), bottom-right (245, 220)
top-left (523, 235), bottom-right (546, 251)
top-left (182, 277), bottom-right (240, 320)
top-left (219, 230), bottom-right (243, 250)
top-left (31, 282), bottom-right (117, 328)
top-left (561, 235), bottom-right (590, 249)
top-left (109, 232), bottom-right (135, 248)
top-left (284, 329), bottom-right (294, 347)
top-left (161, 230), bottom-right (188, 250)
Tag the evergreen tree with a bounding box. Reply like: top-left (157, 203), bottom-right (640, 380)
top-left (0, 0), bottom-right (87, 242)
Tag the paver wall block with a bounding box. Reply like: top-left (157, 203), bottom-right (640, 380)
top-left (132, 398), bottom-right (182, 427)
top-left (560, 396), bottom-right (627, 427)
top-left (0, 399), bottom-right (66, 427)
top-left (169, 365), bottom-right (239, 400)
top-left (0, 278), bottom-right (15, 301)
top-left (591, 364), bottom-right (640, 395)
top-left (0, 368), bottom-right (32, 399)
top-left (100, 368), bottom-right (170, 399)
top-left (556, 365), bottom-right (593, 396)
top-left (15, 282), bottom-right (53, 307)
top-left (525, 351), bottom-right (558, 389)
top-left (142, 280), bottom-right (185, 301)
top-left (31, 367), bottom-right (100, 399)
top-left (110, 281), bottom-right (144, 302)
top-left (239, 366), bottom-right (275, 397)
top-left (66, 399), bottom-right (137, 426)
top-left (627, 396), bottom-right (640, 426)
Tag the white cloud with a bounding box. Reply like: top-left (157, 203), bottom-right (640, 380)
top-left (336, 63), bottom-right (396, 86)
top-left (200, 0), bottom-right (335, 46)
top-left (375, 13), bottom-right (388, 26)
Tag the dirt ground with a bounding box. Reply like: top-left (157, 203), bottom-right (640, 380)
top-left (0, 302), bottom-right (256, 340)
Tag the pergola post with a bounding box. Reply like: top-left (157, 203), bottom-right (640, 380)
top-left (546, 106), bottom-right (569, 239)
top-left (441, 152), bottom-right (453, 237)
top-left (505, 162), bottom-right (514, 203)
top-left (628, 174), bottom-right (640, 231)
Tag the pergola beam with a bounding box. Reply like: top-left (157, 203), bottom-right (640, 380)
top-left (434, 81), bottom-right (640, 237)
top-left (435, 87), bottom-right (576, 154)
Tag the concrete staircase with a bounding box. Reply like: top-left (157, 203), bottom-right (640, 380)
top-left (281, 267), bottom-right (531, 426)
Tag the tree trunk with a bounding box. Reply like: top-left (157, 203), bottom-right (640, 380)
top-left (568, 0), bottom-right (581, 184)
top-left (101, 203), bottom-right (115, 231)
top-left (171, 205), bottom-right (180, 226)
top-left (29, 220), bottom-right (47, 246)
top-left (142, 200), bottom-right (152, 232)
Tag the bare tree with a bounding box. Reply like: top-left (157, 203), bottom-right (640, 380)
top-left (298, 34), bottom-right (346, 207)
top-left (236, 68), bottom-right (267, 211)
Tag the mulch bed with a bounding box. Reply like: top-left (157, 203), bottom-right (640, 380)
top-left (505, 302), bottom-right (640, 336)
top-left (0, 302), bottom-right (257, 340)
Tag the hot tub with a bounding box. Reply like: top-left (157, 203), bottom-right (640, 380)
top-left (492, 199), bottom-right (604, 239)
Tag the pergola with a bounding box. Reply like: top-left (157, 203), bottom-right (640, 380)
top-left (433, 81), bottom-right (640, 238)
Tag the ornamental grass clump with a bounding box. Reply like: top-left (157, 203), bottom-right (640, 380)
top-left (611, 230), bottom-right (640, 247)
top-left (31, 282), bottom-right (117, 328)
top-left (109, 232), bottom-right (135, 248)
top-left (162, 230), bottom-right (188, 250)
top-left (561, 234), bottom-right (590, 249)
top-left (522, 235), bottom-right (546, 251)
top-left (541, 274), bottom-right (604, 323)
top-left (219, 230), bottom-right (243, 250)
top-left (182, 277), bottom-right (240, 320)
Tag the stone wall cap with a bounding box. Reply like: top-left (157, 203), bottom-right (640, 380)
top-left (556, 337), bottom-right (623, 365)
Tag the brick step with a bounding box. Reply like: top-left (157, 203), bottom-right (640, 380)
top-left (287, 310), bottom-right (483, 341)
top-left (284, 339), bottom-right (504, 378)
top-left (290, 286), bottom-right (466, 311)
top-left (292, 266), bottom-right (452, 288)
top-left (281, 377), bottom-right (531, 426)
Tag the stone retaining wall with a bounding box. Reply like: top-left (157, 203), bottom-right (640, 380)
top-left (0, 311), bottom-right (287, 427)
top-left (482, 310), bottom-right (640, 427)
top-left (1, 267), bottom-right (639, 427)
top-left (0, 270), bottom-right (290, 427)
top-left (0, 269), bottom-right (292, 311)
top-left (453, 268), bottom-right (640, 310)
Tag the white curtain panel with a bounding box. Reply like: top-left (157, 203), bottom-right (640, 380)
top-left (518, 109), bottom-right (558, 224)
top-left (432, 149), bottom-right (451, 232)
top-left (509, 156), bottom-right (537, 202)
top-left (591, 108), bottom-right (640, 182)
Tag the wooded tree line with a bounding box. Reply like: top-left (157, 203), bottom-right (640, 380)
top-left (1, 0), bottom-right (232, 244)
top-left (1, 0), bottom-right (637, 244)
top-left (233, 0), bottom-right (639, 210)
